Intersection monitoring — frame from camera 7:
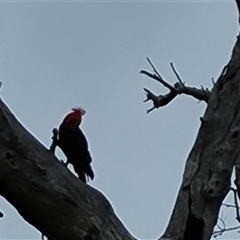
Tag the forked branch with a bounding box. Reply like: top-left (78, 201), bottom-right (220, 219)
top-left (140, 58), bottom-right (211, 113)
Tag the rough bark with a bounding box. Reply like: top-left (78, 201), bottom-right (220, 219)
top-left (160, 35), bottom-right (240, 240)
top-left (0, 99), bottom-right (136, 240)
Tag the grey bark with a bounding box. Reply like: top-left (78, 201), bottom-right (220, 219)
top-left (0, 99), bottom-right (136, 240)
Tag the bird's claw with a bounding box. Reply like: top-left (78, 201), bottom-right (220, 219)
top-left (60, 159), bottom-right (69, 167)
top-left (60, 159), bottom-right (65, 165)
top-left (52, 136), bottom-right (58, 142)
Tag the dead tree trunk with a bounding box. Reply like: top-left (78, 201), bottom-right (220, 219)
top-left (160, 33), bottom-right (240, 239)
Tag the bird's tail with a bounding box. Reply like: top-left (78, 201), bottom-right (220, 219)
top-left (73, 163), bottom-right (86, 183)
top-left (85, 164), bottom-right (94, 181)
top-left (73, 163), bottom-right (94, 183)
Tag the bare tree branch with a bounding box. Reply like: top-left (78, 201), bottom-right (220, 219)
top-left (213, 211), bottom-right (240, 239)
top-left (170, 62), bottom-right (185, 87)
top-left (146, 57), bottom-right (176, 91)
top-left (222, 203), bottom-right (240, 209)
top-left (141, 70), bottom-right (176, 91)
top-left (140, 58), bottom-right (211, 113)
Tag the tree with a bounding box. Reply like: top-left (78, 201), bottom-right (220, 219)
top-left (0, 1), bottom-right (240, 240)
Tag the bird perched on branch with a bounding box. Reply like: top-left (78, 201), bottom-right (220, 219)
top-left (52, 107), bottom-right (94, 183)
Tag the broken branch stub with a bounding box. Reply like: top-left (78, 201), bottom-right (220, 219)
top-left (49, 128), bottom-right (59, 153)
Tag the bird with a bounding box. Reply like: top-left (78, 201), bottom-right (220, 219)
top-left (53, 107), bottom-right (94, 183)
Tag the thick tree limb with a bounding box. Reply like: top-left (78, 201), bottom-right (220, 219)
top-left (0, 99), bottom-right (136, 240)
top-left (140, 59), bottom-right (211, 113)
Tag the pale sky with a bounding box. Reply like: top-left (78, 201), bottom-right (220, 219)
top-left (0, 1), bottom-right (239, 240)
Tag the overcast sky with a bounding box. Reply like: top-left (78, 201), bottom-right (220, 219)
top-left (0, 1), bottom-right (239, 240)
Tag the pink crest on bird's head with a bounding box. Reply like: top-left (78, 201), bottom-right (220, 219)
top-left (62, 106), bottom-right (86, 127)
top-left (71, 106), bottom-right (86, 116)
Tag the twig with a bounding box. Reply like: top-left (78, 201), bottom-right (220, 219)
top-left (140, 58), bottom-right (211, 113)
top-left (220, 65), bottom-right (228, 77)
top-left (219, 213), bottom-right (226, 229)
top-left (140, 70), bottom-right (176, 91)
top-left (170, 62), bottom-right (185, 87)
top-left (212, 211), bottom-right (240, 239)
top-left (213, 225), bottom-right (240, 239)
top-left (146, 57), bottom-right (165, 83)
top-left (222, 203), bottom-right (240, 209)
top-left (142, 58), bottom-right (176, 91)
top-left (211, 77), bottom-right (216, 87)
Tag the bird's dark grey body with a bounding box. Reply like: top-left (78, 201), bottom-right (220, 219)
top-left (57, 124), bottom-right (94, 183)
